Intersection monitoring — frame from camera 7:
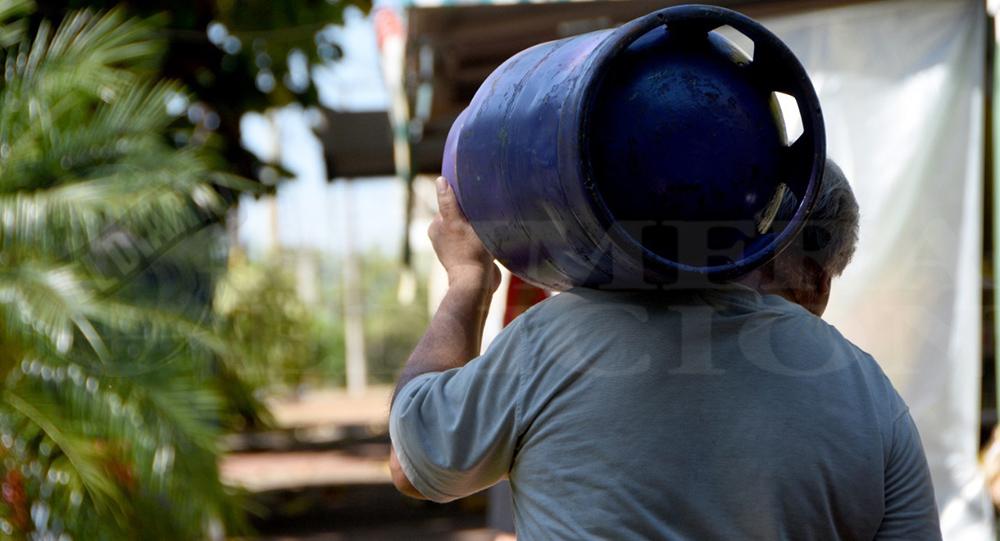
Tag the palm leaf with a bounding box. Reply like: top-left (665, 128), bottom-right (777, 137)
top-left (6, 339), bottom-right (246, 537)
top-left (2, 79), bottom-right (196, 188)
top-left (0, 0), bottom-right (32, 49)
top-left (0, 263), bottom-right (92, 354)
top-left (0, 163), bottom-right (220, 254)
top-left (14, 7), bottom-right (160, 100)
top-left (3, 388), bottom-right (131, 523)
top-left (0, 7), bottom-right (163, 194)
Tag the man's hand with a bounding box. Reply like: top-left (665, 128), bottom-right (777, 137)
top-left (429, 177), bottom-right (502, 292)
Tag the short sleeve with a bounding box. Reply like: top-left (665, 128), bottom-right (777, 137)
top-left (875, 411), bottom-right (942, 540)
top-left (389, 324), bottom-right (524, 503)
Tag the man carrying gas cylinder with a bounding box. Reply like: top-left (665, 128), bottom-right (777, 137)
top-left (387, 6), bottom-right (941, 539)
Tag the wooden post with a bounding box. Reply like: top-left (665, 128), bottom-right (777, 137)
top-left (343, 178), bottom-right (367, 396)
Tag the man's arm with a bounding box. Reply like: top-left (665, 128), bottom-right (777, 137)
top-left (876, 412), bottom-right (942, 540)
top-left (389, 177), bottom-right (501, 497)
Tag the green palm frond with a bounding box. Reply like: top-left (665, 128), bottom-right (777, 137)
top-left (3, 80), bottom-right (196, 189)
top-left (7, 7), bottom-right (160, 98)
top-left (0, 0), bottom-right (32, 49)
top-left (85, 300), bottom-right (232, 367)
top-left (0, 262), bottom-right (235, 378)
top-left (0, 77), bottom-right (229, 257)
top-left (3, 387), bottom-right (130, 521)
top-left (0, 264), bottom-right (93, 355)
top-left (0, 7), bottom-right (163, 193)
top-left (0, 164), bottom-right (220, 255)
top-left (4, 351), bottom-right (246, 538)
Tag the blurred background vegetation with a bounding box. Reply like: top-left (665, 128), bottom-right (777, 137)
top-left (0, 0), bottom-right (427, 538)
top-left (215, 249), bottom-right (428, 400)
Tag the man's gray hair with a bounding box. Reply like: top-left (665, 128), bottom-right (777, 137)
top-left (772, 158), bottom-right (861, 284)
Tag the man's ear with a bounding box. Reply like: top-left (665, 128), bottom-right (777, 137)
top-left (796, 259), bottom-right (831, 317)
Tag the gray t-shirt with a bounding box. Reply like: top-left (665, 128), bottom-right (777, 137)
top-left (390, 285), bottom-right (941, 540)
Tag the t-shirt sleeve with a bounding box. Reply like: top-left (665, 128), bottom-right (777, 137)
top-left (875, 411), bottom-right (942, 540)
top-left (389, 325), bottom-right (524, 503)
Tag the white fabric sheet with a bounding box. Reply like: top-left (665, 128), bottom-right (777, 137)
top-left (760, 1), bottom-right (991, 538)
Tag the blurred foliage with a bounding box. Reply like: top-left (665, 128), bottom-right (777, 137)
top-left (35, 0), bottom-right (371, 186)
top-left (214, 249), bottom-right (430, 396)
top-left (0, 0), bottom-right (274, 537)
top-left (214, 249), bottom-right (346, 398)
top-left (363, 257), bottom-right (430, 384)
top-left (0, 0), bottom-right (405, 534)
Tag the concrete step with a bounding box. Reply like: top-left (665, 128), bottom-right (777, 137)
top-left (221, 386), bottom-right (396, 491)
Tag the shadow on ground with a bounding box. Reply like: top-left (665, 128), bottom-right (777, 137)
top-left (249, 484), bottom-right (493, 540)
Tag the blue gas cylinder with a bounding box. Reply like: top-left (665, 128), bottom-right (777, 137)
top-left (443, 5), bottom-right (824, 290)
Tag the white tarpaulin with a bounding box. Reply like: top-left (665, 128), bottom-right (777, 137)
top-left (762, 0), bottom-right (992, 537)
